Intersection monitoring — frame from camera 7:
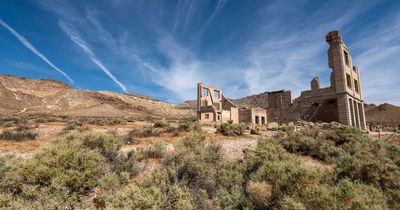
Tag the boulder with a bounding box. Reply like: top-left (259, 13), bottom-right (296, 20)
top-left (268, 122), bottom-right (279, 130)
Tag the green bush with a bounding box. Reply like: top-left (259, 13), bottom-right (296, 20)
top-left (177, 120), bottom-right (202, 132)
top-left (216, 122), bottom-right (246, 136)
top-left (153, 119), bottom-right (170, 128)
top-left (135, 141), bottom-right (167, 161)
top-left (281, 133), bottom-right (316, 155)
top-left (0, 132), bottom-right (133, 208)
top-left (0, 124), bottom-right (398, 209)
top-left (126, 128), bottom-right (161, 138)
top-left (0, 124), bottom-right (38, 141)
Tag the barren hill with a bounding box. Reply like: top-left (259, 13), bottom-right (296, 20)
top-left (0, 74), bottom-right (195, 118)
top-left (364, 103), bottom-right (400, 124)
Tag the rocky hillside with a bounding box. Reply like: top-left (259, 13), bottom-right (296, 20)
top-left (364, 103), bottom-right (400, 125)
top-left (231, 92), bottom-right (269, 108)
top-left (0, 74), bottom-right (194, 118)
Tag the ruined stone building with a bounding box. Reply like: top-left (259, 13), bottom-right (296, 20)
top-left (295, 31), bottom-right (366, 129)
top-left (239, 108), bottom-right (267, 125)
top-left (197, 30), bottom-right (366, 130)
top-left (264, 90), bottom-right (296, 122)
top-left (197, 83), bottom-right (266, 125)
top-left (197, 83), bottom-right (239, 123)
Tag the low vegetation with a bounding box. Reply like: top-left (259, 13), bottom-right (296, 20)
top-left (0, 124), bottom-right (38, 141)
top-left (216, 122), bottom-right (246, 136)
top-left (0, 124), bottom-right (398, 209)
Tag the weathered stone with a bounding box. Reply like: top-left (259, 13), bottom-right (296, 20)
top-left (268, 122), bottom-right (279, 130)
top-left (293, 31), bottom-right (366, 130)
top-left (197, 83), bottom-right (266, 125)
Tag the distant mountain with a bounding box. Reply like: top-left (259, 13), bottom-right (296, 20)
top-left (364, 103), bottom-right (400, 125)
top-left (0, 74), bottom-right (194, 118)
top-left (231, 92), bottom-right (270, 109)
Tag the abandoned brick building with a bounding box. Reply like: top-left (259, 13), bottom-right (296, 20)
top-left (197, 30), bottom-right (366, 129)
top-left (197, 83), bottom-right (267, 125)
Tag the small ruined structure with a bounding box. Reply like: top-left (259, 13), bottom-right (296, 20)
top-left (265, 90), bottom-right (296, 122)
top-left (196, 30), bottom-right (366, 130)
top-left (295, 31), bottom-right (366, 129)
top-left (197, 83), bottom-right (239, 123)
top-left (239, 107), bottom-right (267, 125)
top-left (197, 83), bottom-right (267, 125)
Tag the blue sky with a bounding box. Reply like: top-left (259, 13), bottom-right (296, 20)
top-left (0, 0), bottom-right (399, 105)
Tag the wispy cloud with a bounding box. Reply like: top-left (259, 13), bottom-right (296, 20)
top-left (59, 20), bottom-right (127, 92)
top-left (35, 0), bottom-right (400, 104)
top-left (0, 18), bottom-right (74, 84)
top-left (350, 12), bottom-right (400, 105)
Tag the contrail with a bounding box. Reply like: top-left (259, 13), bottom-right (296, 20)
top-left (0, 18), bottom-right (74, 84)
top-left (59, 20), bottom-right (127, 93)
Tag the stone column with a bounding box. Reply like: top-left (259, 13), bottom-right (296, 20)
top-left (337, 95), bottom-right (351, 126)
top-left (354, 100), bottom-right (361, 129)
top-left (349, 98), bottom-right (355, 127)
top-left (359, 103), bottom-right (367, 130)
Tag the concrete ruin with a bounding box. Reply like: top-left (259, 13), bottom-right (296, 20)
top-left (197, 83), bottom-right (239, 123)
top-left (239, 107), bottom-right (267, 126)
top-left (197, 83), bottom-right (266, 125)
top-left (196, 30), bottom-right (366, 130)
top-left (294, 30), bottom-right (366, 129)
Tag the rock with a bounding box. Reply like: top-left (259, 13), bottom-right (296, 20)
top-left (330, 122), bottom-right (340, 127)
top-left (268, 122), bottom-right (279, 130)
top-left (288, 122), bottom-right (294, 127)
top-left (321, 122), bottom-right (330, 129)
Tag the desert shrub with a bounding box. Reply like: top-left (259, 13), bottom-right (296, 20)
top-left (177, 120), bottom-right (202, 132)
top-left (325, 125), bottom-right (365, 146)
top-left (280, 196), bottom-right (306, 210)
top-left (311, 140), bottom-right (345, 163)
top-left (334, 152), bottom-right (400, 189)
top-left (125, 129), bottom-right (136, 144)
top-left (250, 128), bottom-right (261, 135)
top-left (34, 117), bottom-right (47, 123)
top-left (281, 132), bottom-right (316, 155)
top-left (243, 139), bottom-right (291, 173)
top-left (280, 124), bottom-right (295, 133)
top-left (0, 116), bottom-right (27, 128)
top-left (80, 132), bottom-right (123, 161)
top-left (1, 121), bottom-right (14, 128)
top-left (79, 117), bottom-right (127, 126)
top-left (153, 119), bottom-right (170, 128)
top-left (0, 132), bottom-right (140, 208)
top-left (300, 125), bottom-right (321, 138)
top-left (302, 179), bottom-right (388, 210)
top-left (162, 125), bottom-right (180, 135)
top-left (160, 132), bottom-right (249, 209)
top-left (135, 141), bottom-right (167, 161)
top-left (127, 128), bottom-right (161, 138)
top-left (0, 124), bottom-right (37, 141)
top-left (101, 169), bottom-right (193, 210)
top-left (0, 132), bottom-right (114, 208)
top-left (61, 120), bottom-right (89, 134)
top-left (112, 151), bottom-right (142, 177)
top-left (249, 159), bottom-right (321, 208)
top-left (216, 122), bottom-right (246, 136)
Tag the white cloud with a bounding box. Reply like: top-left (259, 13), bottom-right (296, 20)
top-left (59, 20), bottom-right (127, 92)
top-left (0, 18), bottom-right (74, 84)
top-left (37, 1), bottom-right (400, 105)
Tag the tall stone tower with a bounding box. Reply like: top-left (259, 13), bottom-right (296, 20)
top-left (326, 31), bottom-right (366, 129)
top-left (296, 31), bottom-right (366, 130)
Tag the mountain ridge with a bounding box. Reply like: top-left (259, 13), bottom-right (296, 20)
top-left (0, 74), bottom-right (194, 118)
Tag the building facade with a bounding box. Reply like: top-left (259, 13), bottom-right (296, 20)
top-left (295, 31), bottom-right (366, 129)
